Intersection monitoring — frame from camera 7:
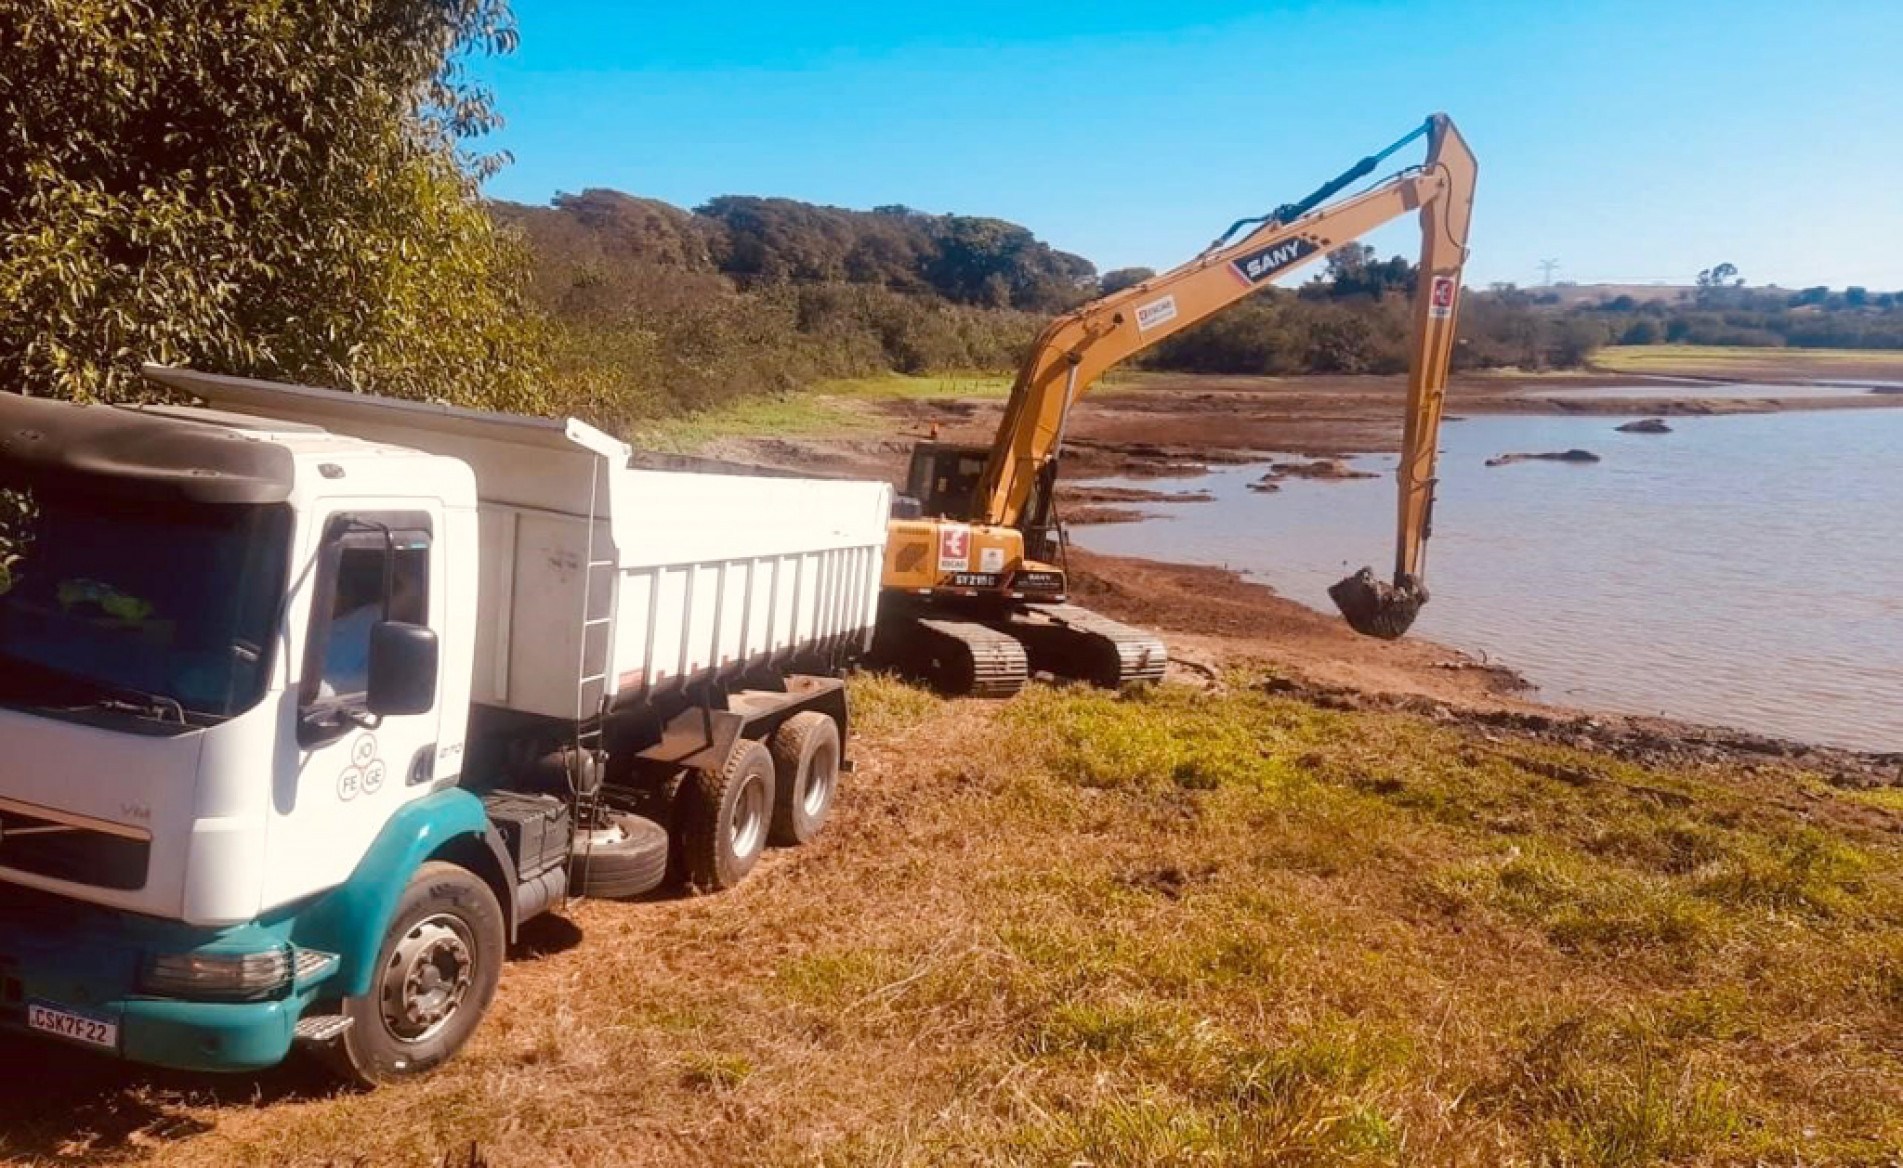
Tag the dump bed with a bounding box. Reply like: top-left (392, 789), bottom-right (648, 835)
top-left (147, 367), bottom-right (893, 722)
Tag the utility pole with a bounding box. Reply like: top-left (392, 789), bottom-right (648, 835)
top-left (1537, 258), bottom-right (1561, 286)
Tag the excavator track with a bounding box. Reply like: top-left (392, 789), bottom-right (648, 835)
top-left (1004, 603), bottom-right (1169, 690)
top-left (872, 610), bottom-right (1029, 698)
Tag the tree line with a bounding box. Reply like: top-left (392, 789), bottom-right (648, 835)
top-left (5, 3), bottom-right (1898, 433)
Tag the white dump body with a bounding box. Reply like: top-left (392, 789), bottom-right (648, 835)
top-left (148, 368), bottom-right (893, 722)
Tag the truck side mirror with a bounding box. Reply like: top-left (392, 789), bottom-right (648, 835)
top-left (366, 621), bottom-right (438, 716)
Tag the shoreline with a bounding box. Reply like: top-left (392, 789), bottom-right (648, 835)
top-left (1064, 547), bottom-right (1899, 788)
top-left (685, 368), bottom-right (1899, 777)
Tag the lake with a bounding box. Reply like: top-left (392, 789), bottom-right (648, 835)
top-left (1072, 406), bottom-right (1903, 752)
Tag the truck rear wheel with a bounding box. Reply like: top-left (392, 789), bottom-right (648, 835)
top-left (679, 738), bottom-right (776, 893)
top-left (768, 712), bottom-right (840, 846)
top-left (329, 861), bottom-right (504, 1086)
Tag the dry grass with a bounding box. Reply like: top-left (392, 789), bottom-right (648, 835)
top-left (1594, 344), bottom-right (1903, 382)
top-left (630, 374), bottom-right (1013, 450)
top-left (5, 678), bottom-right (1903, 1166)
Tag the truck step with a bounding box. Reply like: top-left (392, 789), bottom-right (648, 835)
top-left (293, 1013), bottom-right (355, 1046)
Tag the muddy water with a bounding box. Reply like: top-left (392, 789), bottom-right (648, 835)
top-left (1072, 408), bottom-right (1903, 752)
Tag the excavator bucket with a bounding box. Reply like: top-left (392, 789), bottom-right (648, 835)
top-left (1329, 568), bottom-right (1427, 640)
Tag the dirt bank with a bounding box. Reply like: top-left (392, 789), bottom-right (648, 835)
top-left (1064, 549), bottom-right (1898, 787)
top-left (1062, 548), bottom-right (1530, 706)
top-left (1055, 484), bottom-right (1215, 526)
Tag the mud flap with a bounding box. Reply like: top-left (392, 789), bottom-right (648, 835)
top-left (1329, 568), bottom-right (1428, 640)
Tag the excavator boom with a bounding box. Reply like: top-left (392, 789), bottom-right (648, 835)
top-left (977, 114), bottom-right (1477, 636)
top-left (875, 115), bottom-right (1478, 698)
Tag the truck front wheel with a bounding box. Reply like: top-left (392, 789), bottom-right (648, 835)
top-left (679, 738), bottom-right (776, 893)
top-left (329, 861), bottom-right (504, 1085)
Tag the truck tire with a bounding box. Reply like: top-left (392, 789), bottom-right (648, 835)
top-left (768, 712), bottom-right (840, 846)
top-left (571, 813), bottom-right (669, 900)
top-left (679, 738), bottom-right (776, 893)
top-left (329, 861), bottom-right (504, 1086)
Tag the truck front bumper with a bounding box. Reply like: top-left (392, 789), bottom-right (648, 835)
top-left (0, 893), bottom-right (327, 1073)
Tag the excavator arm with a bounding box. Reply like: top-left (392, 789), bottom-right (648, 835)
top-left (975, 114), bottom-right (1477, 637)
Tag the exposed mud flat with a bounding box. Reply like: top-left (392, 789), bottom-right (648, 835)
top-left (1056, 484), bottom-right (1214, 526)
top-left (699, 370), bottom-right (1903, 486)
top-left (692, 370), bottom-right (1903, 759)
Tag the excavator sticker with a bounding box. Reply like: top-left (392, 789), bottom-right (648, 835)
top-left (1135, 295), bottom-right (1179, 331)
top-left (937, 526), bottom-right (971, 572)
top-left (1230, 237), bottom-right (1320, 285)
top-left (1430, 275), bottom-right (1458, 318)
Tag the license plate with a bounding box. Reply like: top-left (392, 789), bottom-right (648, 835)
top-left (27, 1000), bottom-right (119, 1051)
top-left (949, 572), bottom-right (1000, 589)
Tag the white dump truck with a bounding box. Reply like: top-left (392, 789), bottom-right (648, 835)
top-left (0, 366), bottom-right (891, 1083)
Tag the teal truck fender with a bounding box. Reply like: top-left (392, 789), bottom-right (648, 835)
top-left (290, 788), bottom-right (517, 997)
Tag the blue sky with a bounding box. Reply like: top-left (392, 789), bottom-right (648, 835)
top-left (475, 1), bottom-right (1901, 290)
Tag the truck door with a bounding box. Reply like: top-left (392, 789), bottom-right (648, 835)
top-left (264, 508), bottom-right (450, 906)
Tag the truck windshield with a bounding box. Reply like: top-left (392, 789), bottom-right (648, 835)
top-left (0, 486), bottom-right (291, 724)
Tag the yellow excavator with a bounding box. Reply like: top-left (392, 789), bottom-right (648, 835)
top-left (873, 114), bottom-right (1478, 696)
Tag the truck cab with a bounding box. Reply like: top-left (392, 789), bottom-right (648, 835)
top-left (0, 370), bottom-right (891, 1083)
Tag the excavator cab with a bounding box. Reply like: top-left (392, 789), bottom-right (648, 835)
top-left (903, 443), bottom-right (1063, 562)
top-left (903, 443), bottom-right (987, 519)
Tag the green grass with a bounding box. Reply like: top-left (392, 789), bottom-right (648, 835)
top-left (631, 373), bottom-right (1013, 450)
top-left (1595, 343), bottom-right (1903, 376)
top-left (10, 675), bottom-right (1903, 1167)
top-left (820, 373), bottom-right (1015, 402)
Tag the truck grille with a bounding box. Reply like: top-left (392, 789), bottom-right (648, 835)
top-left (0, 803), bottom-right (149, 891)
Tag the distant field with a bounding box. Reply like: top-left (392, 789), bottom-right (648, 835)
top-left (1534, 283), bottom-right (1693, 307)
top-left (632, 373), bottom-right (1012, 450)
top-left (1594, 345), bottom-right (1903, 382)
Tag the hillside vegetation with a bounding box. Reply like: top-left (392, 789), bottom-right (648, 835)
top-left (497, 191), bottom-right (1060, 429)
top-left (504, 189), bottom-right (1903, 433)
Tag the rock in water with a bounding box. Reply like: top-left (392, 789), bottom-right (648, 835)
top-left (1617, 418), bottom-right (1673, 434)
top-left (1485, 449), bottom-right (1602, 468)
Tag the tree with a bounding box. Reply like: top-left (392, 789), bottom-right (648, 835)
top-left (1619, 319), bottom-right (1661, 345)
top-left (1100, 267), bottom-right (1156, 296)
top-left (1324, 243), bottom-right (1376, 285)
top-left (1696, 262), bottom-right (1740, 288)
top-left (0, 0), bottom-right (543, 406)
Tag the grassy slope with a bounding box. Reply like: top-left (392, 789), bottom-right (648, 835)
top-left (9, 675), bottom-right (1900, 1167)
top-left (1595, 344), bottom-right (1903, 379)
top-left (631, 374), bottom-right (1012, 450)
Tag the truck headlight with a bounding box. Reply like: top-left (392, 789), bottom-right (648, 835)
top-left (142, 947), bottom-right (293, 1001)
